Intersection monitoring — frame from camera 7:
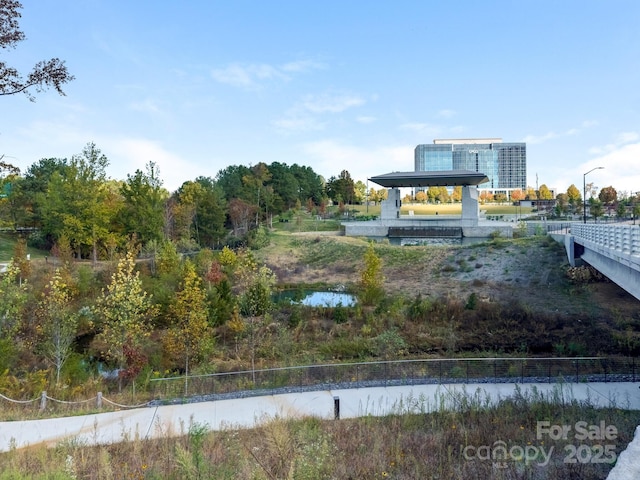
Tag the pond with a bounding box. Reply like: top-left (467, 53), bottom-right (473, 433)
top-left (275, 290), bottom-right (357, 307)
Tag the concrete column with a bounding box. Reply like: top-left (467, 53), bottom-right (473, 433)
top-left (380, 188), bottom-right (401, 220)
top-left (461, 186), bottom-right (480, 225)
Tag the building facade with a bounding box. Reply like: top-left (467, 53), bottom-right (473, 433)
top-left (414, 138), bottom-right (526, 199)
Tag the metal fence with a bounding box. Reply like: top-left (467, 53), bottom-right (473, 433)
top-left (150, 356), bottom-right (640, 401)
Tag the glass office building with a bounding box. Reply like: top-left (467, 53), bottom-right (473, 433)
top-left (414, 139), bottom-right (526, 197)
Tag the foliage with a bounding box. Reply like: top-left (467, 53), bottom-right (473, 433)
top-left (119, 162), bottom-right (166, 245)
top-left (0, 260), bottom-right (27, 338)
top-left (599, 185), bottom-right (617, 204)
top-left (36, 268), bottom-right (78, 385)
top-left (164, 260), bottom-right (213, 378)
top-left (156, 241), bottom-right (181, 276)
top-left (359, 242), bottom-right (384, 306)
top-left (39, 143), bottom-right (117, 263)
top-left (0, 0), bottom-right (74, 100)
top-left (93, 251), bottom-right (156, 386)
top-left (239, 265), bottom-right (276, 317)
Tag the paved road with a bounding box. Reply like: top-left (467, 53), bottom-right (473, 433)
top-left (1, 381), bottom-right (638, 452)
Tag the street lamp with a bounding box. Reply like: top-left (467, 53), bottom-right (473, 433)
top-left (583, 167), bottom-right (604, 223)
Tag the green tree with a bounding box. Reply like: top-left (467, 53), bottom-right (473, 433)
top-left (40, 143), bottom-right (116, 264)
top-left (191, 177), bottom-right (227, 247)
top-left (93, 251), bottom-right (156, 390)
top-left (354, 180), bottom-right (367, 204)
top-left (325, 170), bottom-right (355, 205)
top-left (120, 162), bottom-right (167, 246)
top-left (0, 260), bottom-right (27, 338)
top-left (555, 193), bottom-right (569, 216)
top-left (589, 199), bottom-right (604, 221)
top-left (37, 268), bottom-right (78, 385)
top-left (156, 240), bottom-right (181, 277)
top-left (616, 202), bottom-right (627, 219)
top-left (0, 0), bottom-right (74, 100)
top-left (164, 261), bottom-right (212, 394)
top-left (359, 242), bottom-right (384, 305)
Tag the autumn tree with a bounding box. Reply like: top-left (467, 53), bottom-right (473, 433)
top-left (415, 190), bottom-right (427, 204)
top-left (566, 184), bottom-right (582, 212)
top-left (599, 186), bottom-right (617, 205)
top-left (538, 184), bottom-right (553, 200)
top-left (451, 186), bottom-right (463, 202)
top-left (510, 189), bottom-right (525, 202)
top-left (525, 187), bottom-right (537, 200)
top-left (359, 242), bottom-right (384, 306)
top-left (93, 251), bottom-right (156, 390)
top-left (0, 0), bottom-right (74, 100)
top-left (37, 268), bottom-right (78, 385)
top-left (164, 260), bottom-right (212, 394)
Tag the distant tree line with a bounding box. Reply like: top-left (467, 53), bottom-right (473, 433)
top-left (0, 143), bottom-right (379, 257)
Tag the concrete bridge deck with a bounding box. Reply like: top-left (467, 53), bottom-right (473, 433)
top-left (559, 223), bottom-right (640, 301)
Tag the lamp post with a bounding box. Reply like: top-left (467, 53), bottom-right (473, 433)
top-left (583, 167), bottom-right (604, 223)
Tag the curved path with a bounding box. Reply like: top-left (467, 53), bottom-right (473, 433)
top-left (1, 381), bottom-right (638, 453)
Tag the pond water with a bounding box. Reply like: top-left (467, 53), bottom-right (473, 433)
top-left (275, 290), bottom-right (357, 307)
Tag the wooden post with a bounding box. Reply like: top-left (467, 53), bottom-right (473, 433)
top-left (40, 391), bottom-right (47, 411)
top-left (97, 392), bottom-right (102, 408)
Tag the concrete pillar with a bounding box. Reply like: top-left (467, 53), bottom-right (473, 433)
top-left (461, 186), bottom-right (480, 225)
top-left (380, 188), bottom-right (401, 220)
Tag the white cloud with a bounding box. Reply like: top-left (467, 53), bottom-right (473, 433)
top-left (554, 142), bottom-right (640, 195)
top-left (107, 137), bottom-right (209, 192)
top-left (398, 122), bottom-right (443, 138)
top-left (523, 122), bottom-right (596, 145)
top-left (300, 139), bottom-right (414, 183)
top-left (356, 115), bottom-right (377, 124)
top-left (274, 92), bottom-right (367, 134)
top-left (272, 114), bottom-right (326, 133)
top-left (211, 59), bottom-right (324, 89)
top-left (437, 109), bottom-right (456, 119)
top-left (588, 131), bottom-right (640, 155)
top-left (301, 93), bottom-right (365, 113)
top-left (281, 59), bottom-right (326, 73)
top-left (129, 99), bottom-right (163, 115)
top-left (210, 63), bottom-right (285, 88)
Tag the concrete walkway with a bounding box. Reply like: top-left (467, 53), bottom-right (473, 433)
top-left (1, 381), bottom-right (638, 452)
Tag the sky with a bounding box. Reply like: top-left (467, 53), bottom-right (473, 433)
top-left (2, 0), bottom-right (640, 196)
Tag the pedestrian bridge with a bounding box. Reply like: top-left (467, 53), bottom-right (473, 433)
top-left (561, 224), bottom-right (640, 301)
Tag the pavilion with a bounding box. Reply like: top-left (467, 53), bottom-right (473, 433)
top-left (342, 170), bottom-right (513, 239)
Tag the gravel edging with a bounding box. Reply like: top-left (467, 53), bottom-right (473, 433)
top-left (149, 373), bottom-right (637, 407)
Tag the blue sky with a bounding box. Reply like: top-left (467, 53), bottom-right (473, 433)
top-left (2, 0), bottom-right (640, 196)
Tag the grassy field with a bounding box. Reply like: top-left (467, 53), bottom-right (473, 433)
top-left (0, 233), bottom-right (48, 262)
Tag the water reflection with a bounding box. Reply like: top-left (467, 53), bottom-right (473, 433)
top-left (276, 290), bottom-right (357, 307)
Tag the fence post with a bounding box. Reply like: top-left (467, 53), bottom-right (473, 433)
top-left (97, 392), bottom-right (102, 408)
top-left (334, 396), bottom-right (340, 420)
top-left (40, 391), bottom-right (47, 411)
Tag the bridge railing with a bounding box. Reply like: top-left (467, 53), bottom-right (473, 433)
top-left (571, 223), bottom-right (640, 257)
top-left (149, 357), bottom-right (639, 401)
